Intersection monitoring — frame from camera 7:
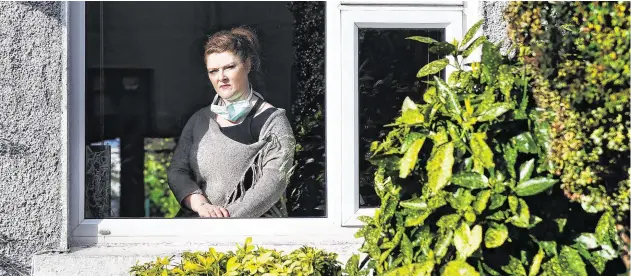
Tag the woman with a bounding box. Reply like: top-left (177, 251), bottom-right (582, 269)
top-left (167, 27), bottom-right (295, 218)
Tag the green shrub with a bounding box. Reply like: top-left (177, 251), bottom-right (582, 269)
top-left (130, 238), bottom-right (342, 276)
top-left (144, 138), bottom-right (180, 218)
top-left (504, 1), bottom-right (630, 222)
top-left (347, 21), bottom-right (625, 275)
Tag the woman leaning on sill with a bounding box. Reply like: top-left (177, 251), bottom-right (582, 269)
top-left (167, 26), bottom-right (296, 218)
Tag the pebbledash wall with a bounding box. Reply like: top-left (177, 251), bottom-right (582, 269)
top-left (0, 1), bottom-right (508, 275)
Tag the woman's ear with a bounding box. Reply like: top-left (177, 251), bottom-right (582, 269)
top-left (245, 58), bottom-right (252, 73)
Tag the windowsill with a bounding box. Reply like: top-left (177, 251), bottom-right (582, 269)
top-left (33, 236), bottom-right (363, 275)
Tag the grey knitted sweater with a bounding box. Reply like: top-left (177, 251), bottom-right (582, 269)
top-left (167, 106), bottom-right (296, 218)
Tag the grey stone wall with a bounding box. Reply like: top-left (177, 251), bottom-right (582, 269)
top-left (0, 2), bottom-right (65, 275)
top-left (481, 1), bottom-right (512, 55)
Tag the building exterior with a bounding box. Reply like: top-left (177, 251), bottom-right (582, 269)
top-left (0, 1), bottom-right (508, 275)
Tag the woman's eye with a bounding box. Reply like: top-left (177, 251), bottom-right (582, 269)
top-left (208, 70), bottom-right (217, 74)
top-left (227, 65), bottom-right (235, 69)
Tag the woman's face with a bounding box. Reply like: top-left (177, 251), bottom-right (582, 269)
top-left (206, 51), bottom-right (250, 102)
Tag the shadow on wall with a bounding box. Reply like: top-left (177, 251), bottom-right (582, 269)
top-left (17, 1), bottom-right (62, 24)
top-left (0, 255), bottom-right (29, 276)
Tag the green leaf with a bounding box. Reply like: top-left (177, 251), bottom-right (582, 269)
top-left (401, 132), bottom-right (426, 154)
top-left (541, 257), bottom-right (562, 275)
top-left (476, 103), bottom-right (512, 122)
top-left (509, 199), bottom-right (531, 228)
top-left (357, 215), bottom-right (374, 225)
top-left (449, 189), bottom-right (476, 210)
top-left (595, 212), bottom-right (616, 246)
top-left (501, 256), bottom-right (526, 276)
top-left (426, 141), bottom-right (455, 194)
top-left (514, 177), bottom-right (557, 196)
top-left (397, 108), bottom-right (425, 126)
top-left (434, 230), bottom-right (453, 262)
top-left (510, 132), bottom-right (539, 154)
top-left (434, 76), bottom-right (462, 117)
top-left (452, 172), bottom-right (489, 189)
top-left (417, 59), bottom-right (449, 78)
top-left (518, 159), bottom-right (535, 182)
top-left (489, 194), bottom-right (507, 210)
top-left (401, 233), bottom-right (414, 263)
top-left (437, 214), bottom-right (461, 229)
top-left (463, 36), bottom-right (487, 58)
top-left (407, 36), bottom-right (439, 44)
top-left (429, 42), bottom-right (457, 56)
top-left (528, 247), bottom-right (545, 276)
top-left (574, 233), bottom-right (599, 249)
top-left (539, 241), bottom-right (558, 257)
top-left (461, 20), bottom-right (484, 47)
top-left (472, 190), bottom-right (492, 214)
top-left (471, 132), bottom-right (495, 169)
top-left (503, 145), bottom-right (517, 179)
top-left (385, 262), bottom-right (434, 276)
top-left (554, 218), bottom-right (567, 233)
top-left (498, 65), bottom-right (515, 100)
top-left (345, 254), bottom-right (360, 276)
top-left (400, 198), bottom-right (428, 210)
top-left (508, 196), bottom-right (518, 213)
top-left (487, 210), bottom-right (507, 221)
top-left (559, 246), bottom-right (588, 276)
top-left (424, 86), bottom-right (437, 104)
top-left (484, 223), bottom-right (508, 248)
top-left (399, 137), bottom-right (426, 178)
top-left (405, 210), bottom-right (432, 227)
top-left (481, 41), bottom-right (501, 84)
top-left (480, 262), bottom-right (501, 276)
top-left (402, 96), bottom-right (418, 112)
top-left (442, 260), bottom-right (480, 276)
top-left (454, 223), bottom-right (483, 259)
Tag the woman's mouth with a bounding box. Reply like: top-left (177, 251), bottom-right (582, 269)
top-left (220, 84), bottom-right (231, 89)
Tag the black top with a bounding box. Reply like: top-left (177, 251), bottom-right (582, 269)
top-left (219, 99), bottom-right (277, 145)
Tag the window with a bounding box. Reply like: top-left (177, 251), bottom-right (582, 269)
top-left (67, 0), bottom-right (480, 244)
top-left (339, 7), bottom-right (465, 226)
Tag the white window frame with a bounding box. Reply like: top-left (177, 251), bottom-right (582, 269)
top-left (66, 0), bottom-right (481, 245)
top-left (339, 4), bottom-right (481, 226)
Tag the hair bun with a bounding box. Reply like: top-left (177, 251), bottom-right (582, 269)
top-left (230, 26), bottom-right (260, 56)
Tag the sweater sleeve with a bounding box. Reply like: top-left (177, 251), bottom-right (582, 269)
top-left (167, 112), bottom-right (204, 206)
top-left (225, 112), bottom-right (296, 218)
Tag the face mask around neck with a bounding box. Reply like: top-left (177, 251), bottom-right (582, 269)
top-left (210, 85), bottom-right (256, 122)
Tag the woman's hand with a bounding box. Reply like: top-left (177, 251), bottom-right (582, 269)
top-left (184, 193), bottom-right (230, 218)
top-left (193, 202), bottom-right (230, 218)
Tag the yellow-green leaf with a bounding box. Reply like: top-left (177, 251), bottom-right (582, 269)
top-left (417, 59), bottom-right (449, 78)
top-left (498, 65), bottom-right (515, 100)
top-left (442, 260), bottom-right (480, 276)
top-left (463, 36), bottom-right (487, 58)
top-left (484, 223), bottom-right (508, 248)
top-left (423, 86), bottom-right (437, 104)
top-left (489, 194), bottom-right (506, 210)
top-left (514, 177), bottom-right (557, 196)
top-left (399, 137), bottom-right (426, 178)
top-left (426, 141), bottom-right (455, 194)
top-left (434, 230), bottom-right (453, 261)
top-left (401, 233), bottom-right (414, 263)
top-left (528, 247), bottom-right (544, 276)
top-left (407, 36), bottom-right (438, 44)
top-left (461, 19), bottom-right (484, 48)
top-left (402, 96), bottom-right (418, 112)
top-left (501, 256), bottom-right (526, 276)
top-left (430, 42), bottom-right (457, 56)
top-left (510, 132), bottom-right (538, 154)
top-left (559, 246), bottom-right (588, 276)
top-left (435, 76), bottom-right (462, 117)
top-left (471, 132), bottom-right (494, 169)
top-left (472, 190), bottom-right (492, 214)
top-left (519, 159), bottom-right (535, 182)
top-left (436, 214), bottom-right (461, 229)
top-left (400, 198), bottom-right (428, 210)
top-left (401, 132), bottom-right (426, 154)
top-left (454, 223), bottom-right (482, 259)
top-left (452, 172), bottom-right (489, 189)
top-left (385, 262), bottom-right (434, 276)
top-left (405, 210), bottom-right (432, 227)
top-left (476, 103), bottom-right (511, 122)
top-left (397, 108), bottom-right (425, 126)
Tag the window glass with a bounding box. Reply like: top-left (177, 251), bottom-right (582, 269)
top-left (85, 1), bottom-right (326, 218)
top-left (357, 28), bottom-right (444, 207)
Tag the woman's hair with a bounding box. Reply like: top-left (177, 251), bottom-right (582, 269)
top-left (204, 26), bottom-right (261, 73)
